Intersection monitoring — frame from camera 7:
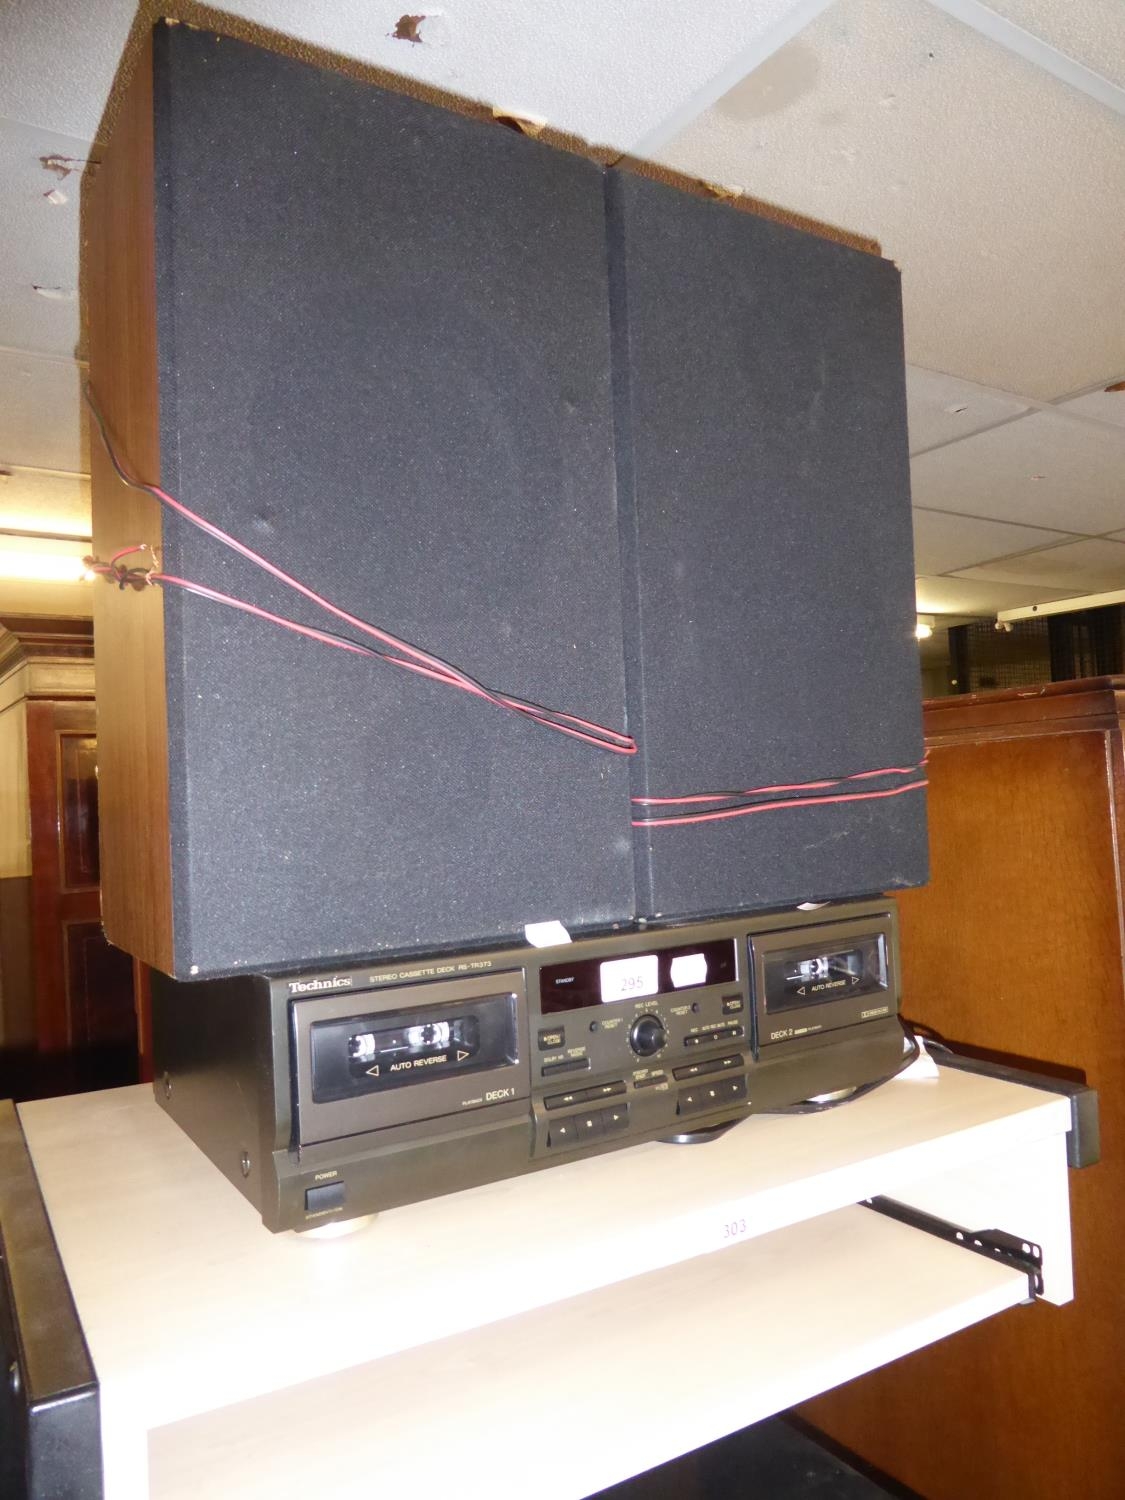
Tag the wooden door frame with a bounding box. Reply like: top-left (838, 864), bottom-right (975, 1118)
top-left (26, 699), bottom-right (99, 1052)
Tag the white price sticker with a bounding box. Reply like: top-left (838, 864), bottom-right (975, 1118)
top-left (670, 952), bottom-right (708, 989)
top-left (599, 953), bottom-right (659, 1004)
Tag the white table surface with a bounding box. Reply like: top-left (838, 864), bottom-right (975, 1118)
top-left (19, 1067), bottom-right (1072, 1499)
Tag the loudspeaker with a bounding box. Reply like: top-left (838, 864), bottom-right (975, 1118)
top-left (606, 169), bottom-right (927, 920)
top-left (88, 23), bottom-right (635, 978)
top-left (90, 24), bottom-right (927, 982)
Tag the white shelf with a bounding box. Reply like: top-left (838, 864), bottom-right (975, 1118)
top-left (147, 1205), bottom-right (1030, 1500)
top-left (18, 1066), bottom-right (1074, 1500)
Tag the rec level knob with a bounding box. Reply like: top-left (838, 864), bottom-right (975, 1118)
top-left (629, 1013), bottom-right (667, 1057)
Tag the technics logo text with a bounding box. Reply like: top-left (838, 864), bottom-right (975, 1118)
top-left (288, 976), bottom-right (353, 994)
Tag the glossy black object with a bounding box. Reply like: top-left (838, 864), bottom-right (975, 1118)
top-left (0, 1101), bottom-right (101, 1499)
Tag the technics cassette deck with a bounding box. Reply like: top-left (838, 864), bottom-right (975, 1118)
top-left (152, 900), bottom-right (906, 1232)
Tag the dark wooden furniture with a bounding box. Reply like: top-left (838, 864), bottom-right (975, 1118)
top-left (0, 619), bottom-right (137, 1098)
top-left (801, 677), bottom-right (1125, 1500)
top-left (0, 1100), bottom-right (100, 1500)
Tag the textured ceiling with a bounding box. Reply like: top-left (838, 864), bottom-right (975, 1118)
top-left (0, 346), bottom-right (86, 472)
top-left (980, 0), bottom-right (1125, 90)
top-left (909, 506), bottom-right (1071, 576)
top-left (0, 117), bottom-right (88, 359)
top-left (953, 536), bottom-right (1125, 592)
top-left (906, 384), bottom-right (1125, 611)
top-left (904, 367), bottom-right (1030, 455)
top-left (657, 0), bottom-right (1125, 401)
top-left (914, 574), bottom-right (1076, 616)
top-left (0, 463), bottom-right (89, 535)
top-left (1, 0), bottom-right (1123, 625)
top-left (1060, 388), bottom-right (1125, 430)
top-left (0, 0), bottom-right (818, 146)
top-left (910, 409), bottom-right (1125, 534)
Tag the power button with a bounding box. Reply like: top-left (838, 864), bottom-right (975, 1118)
top-left (305, 1181), bottom-right (346, 1214)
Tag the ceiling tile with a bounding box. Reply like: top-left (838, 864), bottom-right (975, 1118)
top-left (905, 366), bottom-right (1030, 454)
top-left (0, 465), bottom-right (90, 535)
top-left (0, 117), bottom-right (93, 359)
top-left (0, 0), bottom-right (815, 151)
top-left (915, 573), bottom-right (1077, 616)
top-left (910, 409), bottom-right (1125, 532)
top-left (655, 0), bottom-right (1125, 400)
top-left (0, 348), bottom-right (85, 472)
top-left (981, 0), bottom-right (1125, 90)
top-left (0, 0), bottom-right (133, 140)
top-left (1056, 384), bottom-right (1125, 430)
top-left (0, 576), bottom-right (92, 617)
top-left (910, 506), bottom-right (1071, 574)
top-left (952, 537), bottom-right (1125, 592)
top-left (227, 0), bottom-right (818, 148)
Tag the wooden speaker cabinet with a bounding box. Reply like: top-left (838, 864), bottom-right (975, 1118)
top-left (88, 22), bottom-right (925, 981)
top-left (87, 23), bottom-right (636, 979)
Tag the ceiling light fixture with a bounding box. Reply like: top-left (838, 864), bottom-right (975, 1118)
top-left (0, 535), bottom-right (93, 584)
top-left (998, 587), bottom-right (1125, 625)
top-left (0, 551), bottom-right (91, 583)
top-left (0, 524), bottom-right (92, 544)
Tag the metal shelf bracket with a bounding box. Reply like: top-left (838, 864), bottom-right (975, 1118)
top-left (863, 1194), bottom-right (1044, 1301)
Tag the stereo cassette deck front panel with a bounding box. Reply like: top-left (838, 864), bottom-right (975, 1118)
top-left (152, 899), bottom-right (906, 1231)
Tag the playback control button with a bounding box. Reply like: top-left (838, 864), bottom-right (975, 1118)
top-left (544, 1088), bottom-right (585, 1111)
top-left (683, 1023), bottom-right (745, 1049)
top-left (544, 1080), bottom-right (626, 1111)
top-left (676, 1075), bottom-right (748, 1117)
top-left (673, 1053), bottom-right (744, 1082)
top-left (547, 1115), bottom-right (580, 1148)
top-left (548, 1102), bottom-right (630, 1148)
top-left (586, 1080), bottom-right (627, 1102)
top-left (542, 1056), bottom-right (591, 1078)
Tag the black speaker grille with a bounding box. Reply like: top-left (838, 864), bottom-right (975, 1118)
top-left (150, 25), bottom-right (635, 975)
top-left (606, 169), bottom-right (927, 916)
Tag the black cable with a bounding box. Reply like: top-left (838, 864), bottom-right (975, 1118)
top-left (900, 1018), bottom-right (955, 1054)
top-left (757, 1022), bottom-right (923, 1115)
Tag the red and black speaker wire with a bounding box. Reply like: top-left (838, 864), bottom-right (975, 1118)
top-left (83, 384), bottom-right (927, 818)
top-left (83, 385), bottom-right (635, 756)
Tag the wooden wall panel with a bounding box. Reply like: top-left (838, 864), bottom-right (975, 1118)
top-left (0, 689), bottom-right (31, 1048)
top-left (64, 920), bottom-right (136, 1051)
top-left (800, 684), bottom-right (1125, 1500)
top-left (0, 876), bottom-right (34, 1049)
top-left (132, 957), bottom-right (154, 1083)
top-left (24, 698), bottom-right (138, 1095)
top-left (59, 733), bottom-right (100, 890)
top-left (27, 702), bottom-right (98, 1052)
top-left (0, 695), bottom-right (30, 881)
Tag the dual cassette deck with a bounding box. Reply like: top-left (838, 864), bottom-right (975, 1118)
top-left (152, 899), bottom-right (906, 1231)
